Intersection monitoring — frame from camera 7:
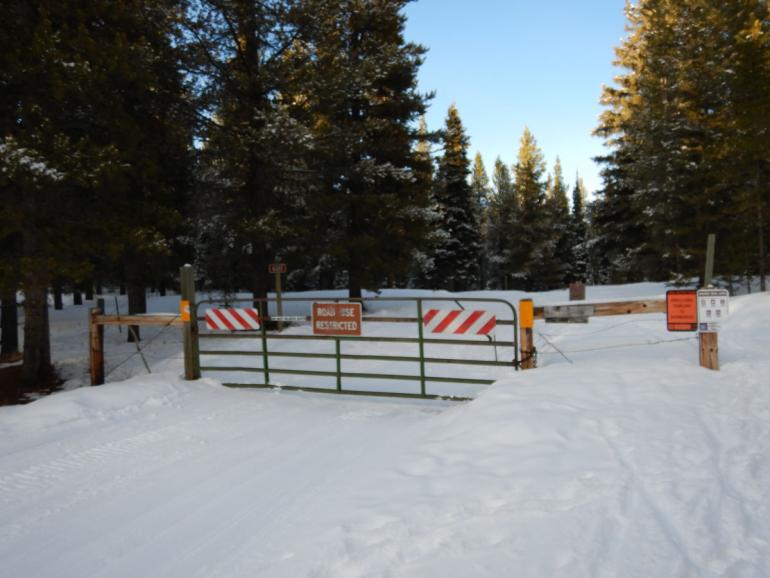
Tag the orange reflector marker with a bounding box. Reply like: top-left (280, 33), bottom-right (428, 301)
top-left (180, 299), bottom-right (191, 322)
top-left (519, 299), bottom-right (534, 329)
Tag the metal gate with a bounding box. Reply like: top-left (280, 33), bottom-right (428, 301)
top-left (193, 296), bottom-right (519, 401)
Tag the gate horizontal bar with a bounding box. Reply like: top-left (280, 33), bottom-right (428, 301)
top-left (199, 349), bottom-right (512, 367)
top-left (221, 383), bottom-right (473, 402)
top-left (199, 332), bottom-right (508, 347)
top-left (201, 366), bottom-right (495, 385)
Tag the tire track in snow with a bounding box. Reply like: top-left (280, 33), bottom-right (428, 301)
top-left (596, 418), bottom-right (704, 578)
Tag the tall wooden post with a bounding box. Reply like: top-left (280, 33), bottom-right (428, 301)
top-left (89, 299), bottom-right (104, 385)
top-left (699, 331), bottom-right (718, 370)
top-left (274, 261), bottom-right (284, 331)
top-left (704, 234), bottom-right (716, 287)
top-left (519, 299), bottom-right (536, 370)
top-left (180, 264), bottom-right (200, 380)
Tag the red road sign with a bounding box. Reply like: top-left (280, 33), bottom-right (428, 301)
top-left (312, 303), bottom-right (362, 336)
top-left (666, 290), bottom-right (698, 331)
top-left (268, 263), bottom-right (287, 274)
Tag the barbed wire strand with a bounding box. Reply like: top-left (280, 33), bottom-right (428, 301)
top-left (104, 316), bottom-right (180, 379)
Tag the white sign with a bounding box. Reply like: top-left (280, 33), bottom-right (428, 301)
top-left (697, 288), bottom-right (729, 333)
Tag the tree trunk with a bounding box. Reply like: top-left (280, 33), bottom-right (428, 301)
top-left (756, 163), bottom-right (767, 292)
top-left (119, 283), bottom-right (126, 296)
top-left (127, 284), bottom-right (146, 342)
top-left (251, 249), bottom-right (268, 309)
top-left (158, 278), bottom-right (167, 297)
top-left (85, 283), bottom-right (94, 301)
top-left (73, 287), bottom-right (83, 306)
top-left (0, 292), bottom-right (20, 362)
top-left (53, 281), bottom-right (63, 310)
top-left (22, 286), bottom-right (51, 387)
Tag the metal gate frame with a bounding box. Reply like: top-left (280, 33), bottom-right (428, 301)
top-left (193, 296), bottom-right (519, 402)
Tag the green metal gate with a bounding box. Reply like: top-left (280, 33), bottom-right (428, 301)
top-left (194, 296), bottom-right (519, 402)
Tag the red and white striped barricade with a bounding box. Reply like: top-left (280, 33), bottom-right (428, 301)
top-left (205, 307), bottom-right (261, 331)
top-left (422, 309), bottom-right (496, 336)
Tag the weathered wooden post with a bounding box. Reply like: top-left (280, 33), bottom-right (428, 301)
top-left (180, 264), bottom-right (200, 380)
top-left (519, 298), bottom-right (536, 369)
top-left (699, 332), bottom-right (719, 370)
top-left (569, 282), bottom-right (585, 301)
top-left (89, 298), bottom-right (105, 385)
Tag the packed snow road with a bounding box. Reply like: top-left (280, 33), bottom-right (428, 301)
top-left (0, 287), bottom-right (769, 577)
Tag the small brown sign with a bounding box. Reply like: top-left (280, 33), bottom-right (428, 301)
top-left (268, 263), bottom-right (287, 274)
top-left (312, 302), bottom-right (362, 336)
top-left (666, 290), bottom-right (697, 331)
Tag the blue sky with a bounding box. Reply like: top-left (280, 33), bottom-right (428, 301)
top-left (404, 0), bottom-right (629, 195)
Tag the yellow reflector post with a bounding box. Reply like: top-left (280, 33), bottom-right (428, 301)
top-left (519, 299), bottom-right (534, 329)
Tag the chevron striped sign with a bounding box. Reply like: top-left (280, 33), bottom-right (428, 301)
top-left (205, 307), bottom-right (261, 331)
top-left (423, 309), bottom-right (496, 335)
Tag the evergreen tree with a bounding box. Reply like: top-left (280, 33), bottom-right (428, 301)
top-left (539, 157), bottom-right (572, 287)
top-left (432, 105), bottom-right (481, 291)
top-left (0, 1), bottom-right (190, 382)
top-left (185, 0), bottom-right (312, 302)
top-left (471, 153), bottom-right (491, 287)
top-left (484, 157), bottom-right (517, 288)
top-left (594, 0), bottom-right (770, 286)
top-left (510, 127), bottom-right (548, 290)
top-left (302, 0), bottom-right (432, 297)
top-left (569, 173), bottom-right (589, 282)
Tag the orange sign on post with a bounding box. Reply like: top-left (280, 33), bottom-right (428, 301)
top-left (666, 290), bottom-right (697, 331)
top-left (312, 303), bottom-right (362, 336)
top-left (180, 299), bottom-right (191, 322)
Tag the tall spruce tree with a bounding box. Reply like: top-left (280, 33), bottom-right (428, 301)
top-left (471, 153), bottom-right (491, 287)
top-left (569, 173), bottom-right (589, 282)
top-left (185, 0), bottom-right (312, 301)
top-left (510, 127), bottom-right (548, 290)
top-left (540, 157), bottom-right (572, 288)
top-left (432, 105), bottom-right (481, 291)
top-left (594, 0), bottom-right (770, 286)
top-left (484, 157), bottom-right (517, 289)
top-left (302, 0), bottom-right (432, 297)
top-left (1, 1), bottom-right (191, 383)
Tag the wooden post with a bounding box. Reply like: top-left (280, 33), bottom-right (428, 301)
top-left (699, 331), bottom-right (719, 370)
top-left (274, 260), bottom-right (284, 331)
top-left (180, 264), bottom-right (200, 380)
top-left (89, 301), bottom-right (104, 385)
top-left (704, 234), bottom-right (716, 287)
top-left (569, 282), bottom-right (585, 301)
top-left (519, 299), bottom-right (536, 369)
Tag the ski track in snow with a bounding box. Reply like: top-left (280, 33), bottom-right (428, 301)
top-left (1, 286), bottom-right (769, 577)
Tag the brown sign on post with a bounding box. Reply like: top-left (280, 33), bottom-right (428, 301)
top-left (312, 302), bottom-right (362, 336)
top-left (268, 263), bottom-right (287, 274)
top-left (666, 290), bottom-right (698, 331)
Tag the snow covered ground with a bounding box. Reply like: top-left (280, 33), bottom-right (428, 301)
top-left (1, 285), bottom-right (769, 577)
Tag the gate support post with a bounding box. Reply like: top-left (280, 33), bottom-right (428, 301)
top-left (89, 300), bottom-right (105, 385)
top-left (699, 331), bottom-right (719, 370)
top-left (181, 264), bottom-right (200, 380)
top-left (519, 299), bottom-right (536, 370)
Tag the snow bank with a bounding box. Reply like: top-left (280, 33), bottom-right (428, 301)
top-left (0, 289), bottom-right (768, 577)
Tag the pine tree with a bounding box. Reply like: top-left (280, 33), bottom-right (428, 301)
top-left (594, 0), bottom-right (769, 286)
top-left (471, 153), bottom-right (491, 287)
top-left (432, 105), bottom-right (481, 291)
top-left (185, 0), bottom-right (312, 302)
top-left (301, 0), bottom-right (432, 297)
top-left (539, 157), bottom-right (572, 288)
top-left (484, 157), bottom-right (517, 289)
top-left (510, 127), bottom-right (548, 290)
top-left (569, 173), bottom-right (589, 282)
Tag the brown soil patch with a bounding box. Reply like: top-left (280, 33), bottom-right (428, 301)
top-left (0, 364), bottom-right (64, 406)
